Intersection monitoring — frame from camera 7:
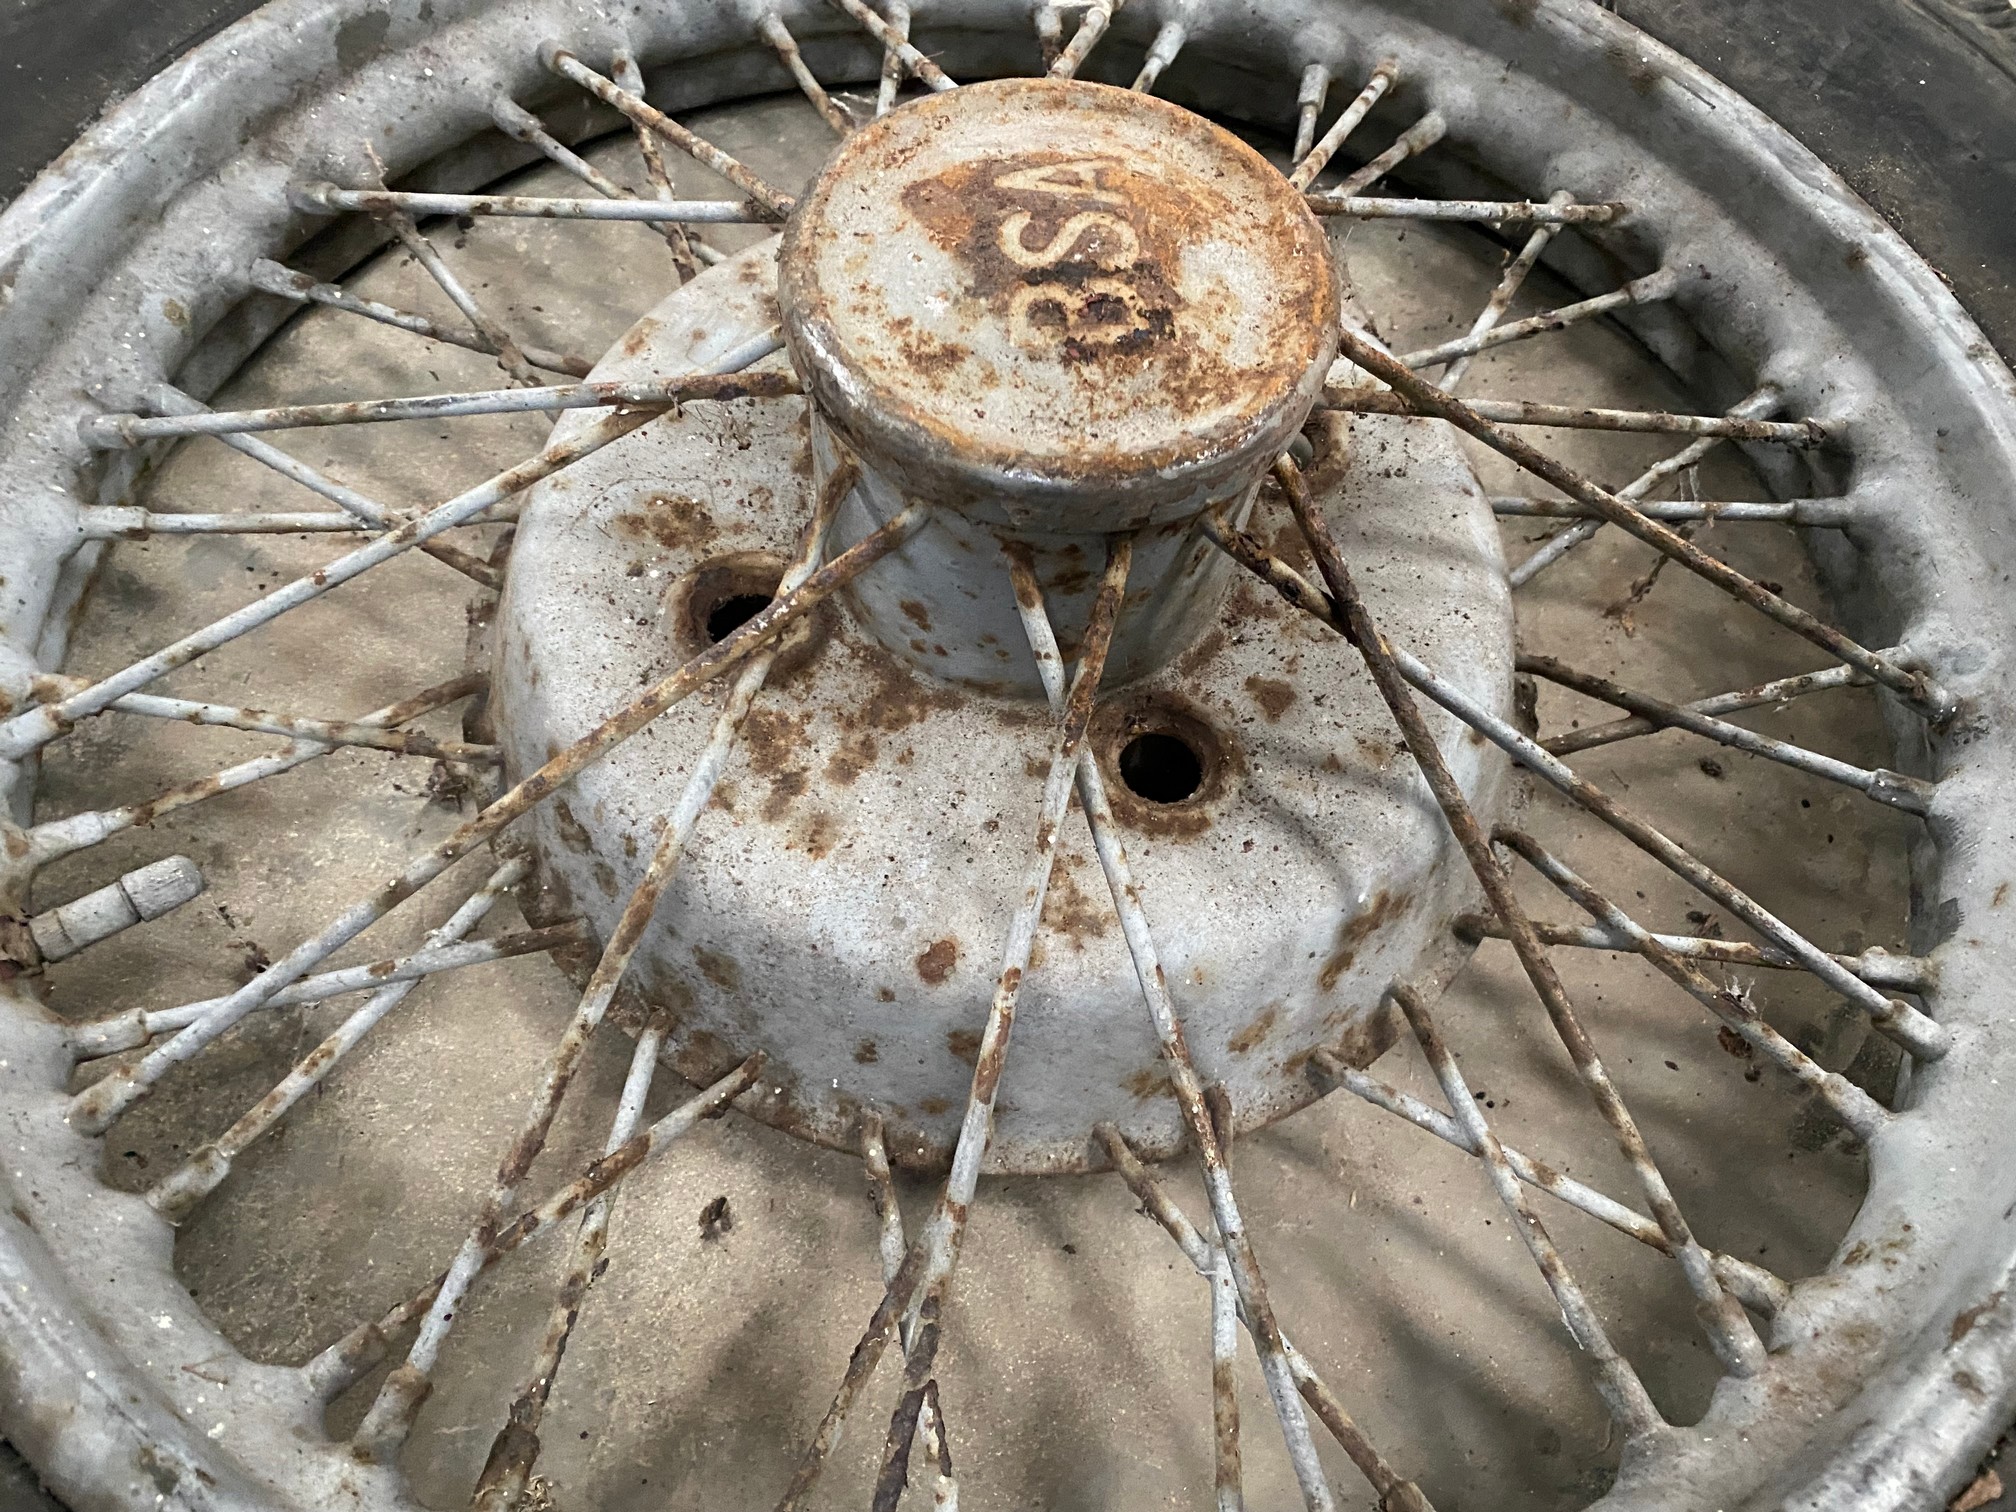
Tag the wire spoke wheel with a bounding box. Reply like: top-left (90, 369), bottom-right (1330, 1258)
top-left (0, 2), bottom-right (2011, 1509)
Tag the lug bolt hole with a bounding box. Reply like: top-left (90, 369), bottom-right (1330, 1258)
top-left (1119, 731), bottom-right (1205, 804)
top-left (706, 593), bottom-right (774, 643)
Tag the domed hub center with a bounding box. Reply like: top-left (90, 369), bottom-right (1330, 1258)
top-left (779, 77), bottom-right (1340, 693)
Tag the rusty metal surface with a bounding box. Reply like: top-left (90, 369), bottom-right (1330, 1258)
top-left (497, 242), bottom-right (1513, 1173)
top-left (780, 76), bottom-right (1339, 522)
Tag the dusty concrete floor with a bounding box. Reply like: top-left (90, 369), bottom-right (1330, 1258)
top-left (31, 90), bottom-right (1910, 1512)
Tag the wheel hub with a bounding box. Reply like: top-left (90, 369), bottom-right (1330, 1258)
top-left (495, 77), bottom-right (1517, 1172)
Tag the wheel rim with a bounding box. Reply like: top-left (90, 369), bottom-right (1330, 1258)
top-left (2, 2), bottom-right (2013, 1509)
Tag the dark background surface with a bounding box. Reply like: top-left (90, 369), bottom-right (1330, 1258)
top-left (0, 1), bottom-right (2011, 1508)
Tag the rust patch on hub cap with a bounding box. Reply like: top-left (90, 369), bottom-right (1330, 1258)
top-left (780, 77), bottom-right (1340, 520)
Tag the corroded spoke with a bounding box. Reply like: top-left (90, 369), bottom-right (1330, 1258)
top-left (1011, 560), bottom-right (1338, 1512)
top-left (144, 860), bottom-right (530, 1223)
top-left (1496, 831), bottom-right (1893, 1139)
top-left (68, 922), bottom-right (587, 1062)
top-left (1249, 456), bottom-right (1771, 1380)
top-left (491, 95), bottom-right (704, 264)
top-left (291, 182), bottom-right (776, 224)
top-left (1391, 986), bottom-right (1667, 1437)
top-left (149, 383), bottom-right (501, 587)
top-left (1206, 1091), bottom-right (1243, 1512)
top-left (1095, 1128), bottom-right (1433, 1512)
top-left (1291, 64), bottom-right (1331, 163)
top-left (458, 446), bottom-right (852, 1499)
top-left (1305, 195), bottom-right (1623, 223)
top-left (26, 674), bottom-right (495, 763)
top-left (775, 542), bottom-right (1129, 1512)
top-left (248, 259), bottom-right (594, 376)
top-left (26, 672), bottom-right (486, 865)
top-left (1048, 0), bottom-right (1125, 81)
top-left (827, 0), bottom-right (956, 91)
top-left (30, 399), bottom-right (668, 765)
top-left (1510, 387), bottom-right (1782, 588)
top-left (860, 1117), bottom-right (958, 1511)
top-left (1332, 327), bottom-right (1944, 714)
top-left (79, 506), bottom-right (396, 536)
top-left (1437, 193), bottom-right (1572, 392)
top-left (1397, 268), bottom-right (1680, 371)
top-left (471, 1021), bottom-right (665, 1512)
top-left (1453, 916), bottom-right (1931, 994)
top-left (863, 542), bottom-right (1133, 1512)
top-left (1286, 58), bottom-right (1398, 191)
top-left (874, 2), bottom-right (913, 114)
top-left (370, 203), bottom-right (539, 386)
top-left (1522, 653), bottom-right (1934, 813)
top-left (544, 47), bottom-right (803, 213)
top-left (300, 1057), bottom-right (765, 1403)
top-left (1494, 495), bottom-right (1851, 527)
top-left (759, 15), bottom-right (855, 135)
top-left (1199, 512), bottom-right (1948, 1060)
top-left (63, 485), bottom-right (926, 1138)
top-left (1130, 19), bottom-right (1186, 92)
top-left (1324, 387), bottom-right (1815, 444)
top-left (1327, 111), bottom-right (1444, 200)
top-left (83, 350), bottom-right (793, 445)
top-left (1542, 653), bottom-right (1890, 755)
top-left (610, 50), bottom-right (710, 279)
top-left (1308, 1054), bottom-right (1789, 1316)
top-left (351, 460), bottom-right (857, 1462)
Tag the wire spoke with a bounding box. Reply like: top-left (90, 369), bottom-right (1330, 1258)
top-left (759, 15), bottom-right (855, 135)
top-left (1010, 556), bottom-right (1339, 1512)
top-left (149, 383), bottom-right (502, 587)
top-left (69, 921), bottom-right (586, 1063)
top-left (1286, 59), bottom-right (1398, 191)
top-left (610, 50), bottom-right (712, 278)
top-left (1452, 915), bottom-right (1931, 994)
top-left (1397, 267), bottom-right (1680, 371)
top-left (1048, 0), bottom-right (1125, 81)
top-left (1326, 111), bottom-right (1445, 200)
top-left (1199, 510), bottom-right (1949, 1060)
top-left (874, 2), bottom-right (913, 115)
top-left (863, 542), bottom-right (1134, 1512)
top-left (1332, 326), bottom-right (1944, 714)
top-left (26, 672), bottom-right (486, 865)
top-left (490, 95), bottom-right (706, 268)
top-left (291, 182), bottom-right (776, 225)
top-left (62, 477), bottom-right (924, 1139)
top-left (1509, 387), bottom-right (1782, 588)
top-left (1291, 64), bottom-right (1331, 164)
top-left (1522, 653), bottom-right (1934, 813)
top-left (1495, 831), bottom-right (1893, 1139)
top-left (1236, 457), bottom-right (1772, 1380)
top-left (370, 204), bottom-right (540, 386)
top-left (1094, 1127), bottom-right (1434, 1512)
top-left (826, 0), bottom-right (957, 91)
top-left (1539, 654), bottom-right (1889, 755)
top-left (1494, 495), bottom-right (1853, 527)
top-left (1205, 1089), bottom-right (1244, 1512)
top-left (449, 441), bottom-right (853, 1493)
top-left (144, 859), bottom-right (528, 1222)
top-left (300, 1056), bottom-right (765, 1403)
top-left (860, 1116), bottom-right (959, 1511)
top-left (25, 675), bottom-right (495, 762)
top-left (544, 47), bottom-right (802, 214)
top-left (1437, 193), bottom-right (1573, 392)
top-left (248, 259), bottom-right (593, 377)
top-left (1391, 985), bottom-right (1668, 1436)
top-left (1305, 195), bottom-right (1623, 223)
top-left (30, 401), bottom-right (670, 765)
top-left (83, 348), bottom-right (792, 445)
top-left (1324, 386), bottom-right (1815, 444)
top-left (775, 541), bottom-right (1130, 1512)
top-left (1130, 19), bottom-right (1186, 92)
top-left (1308, 1054), bottom-right (1789, 1316)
